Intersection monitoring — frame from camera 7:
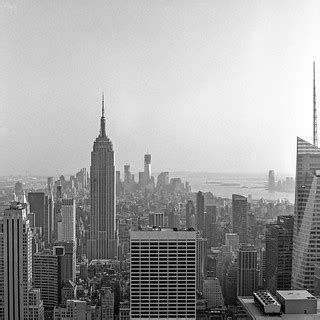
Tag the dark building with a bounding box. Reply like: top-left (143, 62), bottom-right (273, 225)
top-left (28, 192), bottom-right (45, 230)
top-left (186, 200), bottom-right (195, 229)
top-left (237, 244), bottom-right (257, 296)
top-left (232, 194), bottom-right (248, 244)
top-left (88, 95), bottom-right (117, 260)
top-left (265, 215), bottom-right (293, 294)
top-left (196, 191), bottom-right (205, 235)
top-left (205, 205), bottom-right (217, 239)
top-left (268, 170), bottom-right (275, 191)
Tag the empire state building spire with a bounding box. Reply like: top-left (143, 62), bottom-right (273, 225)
top-left (100, 92), bottom-right (106, 137)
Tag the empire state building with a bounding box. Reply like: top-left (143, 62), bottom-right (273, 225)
top-left (88, 94), bottom-right (117, 260)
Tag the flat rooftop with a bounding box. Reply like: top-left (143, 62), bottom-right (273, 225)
top-left (131, 228), bottom-right (197, 240)
top-left (238, 297), bottom-right (320, 320)
top-left (277, 290), bottom-right (316, 300)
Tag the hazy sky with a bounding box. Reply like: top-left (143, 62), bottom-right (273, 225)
top-left (2, 0), bottom-right (320, 176)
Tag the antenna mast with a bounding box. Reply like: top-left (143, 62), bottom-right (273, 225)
top-left (314, 61), bottom-right (318, 147)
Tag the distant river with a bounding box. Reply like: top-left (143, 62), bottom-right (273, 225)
top-left (171, 172), bottom-right (295, 203)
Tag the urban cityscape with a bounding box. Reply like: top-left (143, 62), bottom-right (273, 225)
top-left (2, 1), bottom-right (320, 320)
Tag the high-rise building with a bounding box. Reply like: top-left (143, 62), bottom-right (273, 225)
top-left (100, 287), bottom-right (114, 319)
top-left (268, 170), bottom-right (275, 191)
top-left (156, 172), bottom-right (169, 190)
top-left (149, 212), bottom-right (164, 228)
top-left (0, 202), bottom-right (33, 319)
top-left (186, 200), bottom-right (195, 229)
top-left (55, 241), bottom-right (76, 283)
top-left (33, 248), bottom-right (63, 317)
top-left (130, 229), bottom-right (196, 319)
top-left (237, 244), bottom-right (257, 296)
top-left (28, 192), bottom-right (45, 231)
top-left (196, 191), bottom-right (205, 235)
top-left (225, 233), bottom-right (240, 252)
top-left (58, 199), bottom-right (76, 244)
top-left (144, 153), bottom-right (151, 183)
top-left (197, 236), bottom-right (207, 292)
top-left (88, 94), bottom-right (117, 260)
top-left (124, 164), bottom-right (131, 184)
top-left (292, 137), bottom-right (320, 292)
top-left (265, 215), bottom-right (293, 295)
top-left (203, 277), bottom-right (224, 308)
top-left (232, 194), bottom-right (248, 244)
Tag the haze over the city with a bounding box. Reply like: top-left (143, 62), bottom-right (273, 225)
top-left (2, 0), bottom-right (320, 176)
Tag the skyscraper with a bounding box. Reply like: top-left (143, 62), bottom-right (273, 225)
top-left (186, 200), bottom-right (195, 229)
top-left (0, 202), bottom-right (33, 319)
top-left (88, 94), bottom-right (117, 260)
top-left (232, 194), bottom-right (248, 244)
top-left (196, 191), bottom-right (205, 235)
top-left (57, 199), bottom-right (76, 244)
top-left (130, 229), bottom-right (196, 319)
top-left (291, 137), bottom-right (320, 292)
top-left (237, 244), bottom-right (257, 296)
top-left (268, 170), bottom-right (275, 191)
top-left (265, 215), bottom-right (293, 295)
top-left (144, 153), bottom-right (151, 182)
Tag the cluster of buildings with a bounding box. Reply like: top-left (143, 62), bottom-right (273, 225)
top-left (2, 92), bottom-right (320, 320)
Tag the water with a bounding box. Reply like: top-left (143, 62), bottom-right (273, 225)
top-left (172, 172), bottom-right (295, 203)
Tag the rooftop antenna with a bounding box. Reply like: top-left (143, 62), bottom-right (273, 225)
top-left (314, 62), bottom-right (318, 147)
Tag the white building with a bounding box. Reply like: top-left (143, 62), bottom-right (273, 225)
top-left (130, 228), bottom-right (196, 319)
top-left (58, 199), bottom-right (76, 243)
top-left (0, 202), bottom-right (44, 320)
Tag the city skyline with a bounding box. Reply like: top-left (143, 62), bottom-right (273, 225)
top-left (3, 1), bottom-right (320, 175)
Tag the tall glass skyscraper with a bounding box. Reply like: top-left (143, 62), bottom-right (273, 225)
top-left (88, 95), bottom-right (117, 260)
top-left (292, 137), bottom-right (320, 292)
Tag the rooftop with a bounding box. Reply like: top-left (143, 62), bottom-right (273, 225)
top-left (238, 297), bottom-right (320, 320)
top-left (277, 290), bottom-right (316, 300)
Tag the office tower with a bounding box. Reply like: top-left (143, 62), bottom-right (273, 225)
top-left (156, 172), bottom-right (169, 190)
top-left (130, 229), bottom-right (196, 319)
top-left (225, 260), bottom-right (238, 306)
top-left (55, 242), bottom-right (76, 283)
top-left (149, 212), bottom-right (164, 227)
top-left (232, 194), bottom-right (248, 244)
top-left (197, 236), bottom-right (208, 292)
top-left (100, 287), bottom-right (114, 319)
top-left (196, 191), bottom-right (205, 235)
top-left (28, 192), bottom-right (45, 230)
top-left (204, 205), bottom-right (216, 239)
top-left (33, 248), bottom-right (63, 317)
top-left (237, 244), bottom-right (257, 296)
top-left (88, 94), bottom-right (117, 260)
top-left (144, 153), bottom-right (151, 182)
top-left (124, 164), bottom-right (131, 184)
top-left (0, 202), bottom-right (33, 319)
top-left (265, 215), bottom-right (293, 295)
top-left (225, 233), bottom-right (240, 252)
top-left (268, 170), bottom-right (275, 191)
top-left (44, 193), bottom-right (54, 245)
top-left (203, 277), bottom-right (224, 308)
top-left (292, 137), bottom-right (320, 292)
top-left (14, 181), bottom-right (24, 202)
top-left (58, 199), bottom-right (76, 243)
top-left (186, 200), bottom-right (195, 229)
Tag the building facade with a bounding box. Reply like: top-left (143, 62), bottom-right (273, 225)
top-left (232, 194), bottom-right (248, 244)
top-left (292, 137), bottom-right (320, 292)
top-left (130, 229), bottom-right (196, 319)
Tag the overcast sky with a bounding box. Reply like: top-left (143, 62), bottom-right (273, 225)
top-left (1, 0), bottom-right (320, 176)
